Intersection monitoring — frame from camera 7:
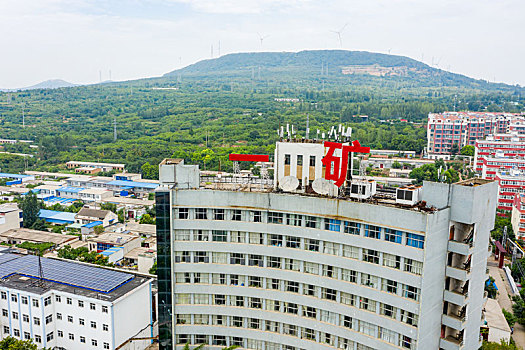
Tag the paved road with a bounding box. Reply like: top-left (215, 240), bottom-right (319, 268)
top-left (488, 259), bottom-right (525, 349)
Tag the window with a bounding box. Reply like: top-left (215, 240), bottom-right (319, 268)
top-left (212, 273), bottom-right (226, 284)
top-left (266, 320), bottom-right (280, 332)
top-left (406, 233), bottom-right (425, 249)
top-left (193, 294), bottom-right (209, 304)
top-left (232, 209), bottom-right (242, 221)
top-left (175, 230), bottom-right (190, 241)
top-left (268, 212), bottom-right (283, 224)
top-left (269, 278), bottom-right (280, 290)
top-left (194, 314), bottom-right (208, 325)
top-left (304, 284), bottom-right (316, 296)
top-left (249, 297), bottom-right (262, 309)
top-left (21, 296), bottom-right (28, 305)
top-left (304, 306), bottom-right (317, 318)
top-left (67, 315), bottom-right (73, 323)
top-left (232, 316), bottom-right (243, 327)
top-left (304, 262), bottom-right (319, 274)
top-left (213, 294), bottom-right (226, 305)
top-left (194, 230), bottom-right (208, 241)
top-left (194, 251), bottom-right (209, 263)
top-left (32, 299), bottom-right (39, 307)
top-left (358, 320), bottom-right (376, 337)
top-left (286, 236), bottom-right (301, 248)
top-left (69, 333), bottom-right (74, 340)
top-left (361, 273), bottom-right (379, 289)
top-left (248, 255), bottom-right (263, 267)
top-left (285, 258), bottom-right (300, 271)
top-left (13, 329), bottom-right (19, 337)
top-left (400, 336), bottom-right (415, 349)
top-left (323, 265), bottom-right (336, 278)
top-left (230, 253), bottom-right (245, 265)
top-left (1, 309), bottom-right (6, 317)
top-left (404, 259), bottom-right (423, 275)
top-left (92, 339), bottom-right (98, 346)
top-left (230, 274), bottom-right (240, 286)
top-left (248, 276), bottom-right (262, 288)
top-left (0, 292), bottom-right (5, 300)
top-left (321, 310), bottom-right (338, 324)
top-left (385, 228), bottom-right (402, 243)
top-left (178, 208), bottom-right (189, 219)
top-left (344, 221), bottom-right (360, 235)
top-left (104, 343), bottom-right (110, 349)
top-left (364, 225), bottom-right (381, 239)
top-left (341, 292), bottom-right (356, 306)
top-left (55, 295), bottom-right (61, 302)
top-left (341, 269), bottom-right (357, 283)
top-left (212, 230), bottom-right (227, 242)
top-left (310, 155), bottom-right (316, 167)
top-left (35, 335), bottom-right (41, 343)
top-left (232, 337), bottom-right (244, 346)
top-left (403, 285), bottom-right (420, 301)
top-left (400, 310), bottom-right (418, 326)
top-left (91, 321), bottom-right (97, 329)
top-left (322, 288), bottom-right (337, 301)
top-left (379, 327), bottom-right (397, 345)
top-left (12, 311), bottom-right (18, 320)
top-left (80, 336), bottom-right (86, 343)
top-left (383, 253), bottom-right (401, 269)
top-left (212, 252), bottom-right (228, 264)
top-left (195, 208), bottom-right (207, 219)
top-left (285, 302), bottom-right (298, 314)
top-left (46, 332), bottom-right (54, 341)
top-left (305, 216), bottom-right (319, 228)
top-left (57, 330), bottom-right (63, 338)
top-left (230, 231), bottom-right (244, 243)
top-left (284, 154), bottom-right (291, 165)
top-left (283, 323), bottom-right (297, 336)
top-left (11, 295), bottom-right (17, 302)
top-left (232, 296), bottom-right (244, 307)
top-left (249, 232), bottom-right (264, 244)
top-left (79, 318), bottom-right (85, 326)
top-left (362, 249), bottom-right (379, 264)
top-left (323, 242), bottom-right (339, 255)
top-left (297, 155), bottom-right (303, 166)
top-left (78, 300), bottom-right (84, 308)
top-left (324, 218), bottom-right (341, 231)
top-left (342, 245), bottom-right (359, 259)
top-left (305, 238), bottom-right (319, 251)
top-left (360, 297), bottom-right (376, 312)
top-left (66, 298), bottom-right (71, 305)
top-left (102, 306), bottom-right (108, 313)
top-left (90, 303), bottom-right (96, 310)
top-left (286, 281), bottom-right (299, 293)
top-left (268, 234), bottom-right (283, 246)
top-left (213, 209), bottom-right (225, 220)
top-left (286, 214), bottom-right (302, 226)
top-left (22, 314), bottom-right (29, 322)
top-left (380, 303), bottom-right (397, 319)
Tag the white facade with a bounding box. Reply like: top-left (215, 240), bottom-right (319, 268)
top-left (158, 155), bottom-right (497, 350)
top-left (0, 258), bottom-right (153, 350)
top-left (0, 204), bottom-right (22, 234)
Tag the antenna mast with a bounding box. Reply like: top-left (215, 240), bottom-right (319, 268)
top-left (113, 117), bottom-right (117, 141)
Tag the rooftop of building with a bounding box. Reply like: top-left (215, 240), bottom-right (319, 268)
top-left (0, 253), bottom-right (150, 301)
top-left (105, 179), bottom-right (159, 189)
top-left (102, 196), bottom-right (155, 206)
top-left (79, 188), bottom-right (111, 195)
top-left (66, 161), bottom-right (125, 167)
top-left (125, 247), bottom-right (155, 260)
top-left (0, 203), bottom-right (19, 214)
top-left (38, 209), bottom-right (77, 223)
top-left (484, 298), bottom-right (511, 333)
top-left (125, 222), bottom-right (156, 235)
top-left (0, 228), bottom-right (78, 246)
top-left (429, 112), bottom-right (523, 122)
top-left (89, 232), bottom-right (139, 245)
top-left (77, 207), bottom-right (112, 219)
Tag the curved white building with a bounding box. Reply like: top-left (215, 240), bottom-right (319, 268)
top-left (156, 144), bottom-right (497, 350)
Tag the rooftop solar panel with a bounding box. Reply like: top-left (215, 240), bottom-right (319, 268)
top-left (0, 254), bottom-right (134, 293)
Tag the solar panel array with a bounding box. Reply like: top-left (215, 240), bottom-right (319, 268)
top-left (0, 254), bottom-right (134, 293)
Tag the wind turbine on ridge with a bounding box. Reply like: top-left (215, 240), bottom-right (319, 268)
top-left (257, 32), bottom-right (270, 49)
top-left (330, 23), bottom-right (348, 48)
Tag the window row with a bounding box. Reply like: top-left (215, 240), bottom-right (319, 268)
top-left (175, 209), bottom-right (425, 249)
top-left (0, 292), bottom-right (50, 307)
top-left (2, 327), bottom-right (109, 348)
top-left (174, 292), bottom-right (419, 327)
top-left (175, 313), bottom-right (416, 349)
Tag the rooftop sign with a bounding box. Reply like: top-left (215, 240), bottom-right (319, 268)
top-left (322, 140), bottom-right (370, 187)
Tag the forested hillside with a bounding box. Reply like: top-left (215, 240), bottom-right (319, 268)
top-left (0, 50), bottom-right (523, 175)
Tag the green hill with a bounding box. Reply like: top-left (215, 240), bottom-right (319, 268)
top-left (164, 50), bottom-right (521, 92)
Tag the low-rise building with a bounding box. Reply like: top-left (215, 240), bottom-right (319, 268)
top-left (0, 228), bottom-right (78, 248)
top-left (88, 232), bottom-right (141, 255)
top-left (0, 204), bottom-right (22, 234)
top-left (38, 209), bottom-right (77, 225)
top-left (75, 208), bottom-right (118, 228)
top-left (66, 161), bottom-right (125, 172)
top-left (482, 298), bottom-right (512, 343)
top-left (0, 253), bottom-right (153, 349)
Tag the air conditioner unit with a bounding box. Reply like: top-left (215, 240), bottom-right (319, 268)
top-left (396, 185), bottom-right (423, 206)
top-left (349, 180), bottom-right (376, 199)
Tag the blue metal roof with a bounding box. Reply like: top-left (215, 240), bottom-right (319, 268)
top-left (43, 196), bottom-right (77, 205)
top-left (82, 220), bottom-right (103, 228)
top-left (57, 186), bottom-right (85, 193)
top-left (106, 180), bottom-right (158, 189)
top-left (38, 209), bottom-right (77, 224)
top-left (0, 173), bottom-right (33, 179)
top-left (101, 247), bottom-right (124, 257)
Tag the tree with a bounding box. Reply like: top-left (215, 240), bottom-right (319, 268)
top-left (94, 225), bottom-right (104, 235)
top-left (140, 214), bottom-right (155, 225)
top-left (149, 261), bottom-right (157, 275)
top-left (502, 308), bottom-right (517, 328)
top-left (0, 336), bottom-right (38, 350)
top-left (451, 142), bottom-right (459, 155)
top-left (481, 340), bottom-right (520, 349)
top-left (485, 277), bottom-right (498, 299)
top-left (30, 219), bottom-right (47, 232)
top-left (512, 295), bottom-right (525, 325)
top-left (392, 160), bottom-right (402, 169)
top-left (460, 145), bottom-right (475, 157)
top-left (20, 191), bottom-right (41, 228)
top-left (100, 202), bottom-right (117, 213)
top-left (141, 162), bottom-right (159, 180)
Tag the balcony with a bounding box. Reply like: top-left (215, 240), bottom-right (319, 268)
top-left (448, 240), bottom-right (472, 256)
top-left (444, 289), bottom-right (468, 307)
top-left (446, 265), bottom-right (471, 281)
top-left (440, 336), bottom-right (464, 350)
top-left (442, 312), bottom-right (466, 330)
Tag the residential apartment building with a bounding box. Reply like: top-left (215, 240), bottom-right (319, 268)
top-left (494, 171), bottom-right (525, 212)
top-left (474, 135), bottom-right (525, 173)
top-left (0, 253), bottom-right (153, 349)
top-left (0, 204), bottom-right (22, 234)
top-left (512, 194), bottom-right (525, 240)
top-left (426, 112), bottom-right (524, 159)
top-left (156, 140), bottom-right (497, 350)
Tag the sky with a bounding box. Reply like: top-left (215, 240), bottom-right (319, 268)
top-left (0, 0), bottom-right (524, 89)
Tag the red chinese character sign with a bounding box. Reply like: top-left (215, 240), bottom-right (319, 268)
top-left (321, 140), bottom-right (370, 187)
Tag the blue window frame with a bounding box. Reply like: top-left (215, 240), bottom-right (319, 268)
top-left (325, 219), bottom-right (341, 232)
top-left (406, 233), bottom-right (425, 249)
top-left (364, 225), bottom-right (381, 239)
top-left (384, 229), bottom-right (402, 244)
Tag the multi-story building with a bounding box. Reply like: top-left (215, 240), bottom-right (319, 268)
top-left (0, 204), bottom-right (22, 234)
top-left (474, 135), bottom-right (525, 173)
top-left (0, 253), bottom-right (153, 349)
top-left (511, 193), bottom-right (525, 240)
top-left (66, 161), bottom-right (125, 172)
top-left (494, 171), bottom-right (525, 212)
top-left (156, 140), bottom-right (497, 350)
top-left (426, 112), bottom-right (524, 159)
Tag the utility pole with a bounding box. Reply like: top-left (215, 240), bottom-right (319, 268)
top-left (113, 117), bottom-right (117, 141)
